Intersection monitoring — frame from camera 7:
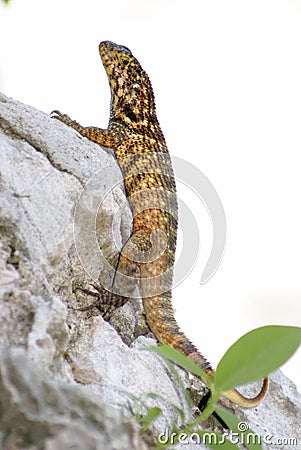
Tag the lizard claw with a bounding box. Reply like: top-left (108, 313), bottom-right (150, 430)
top-left (50, 110), bottom-right (81, 130)
top-left (50, 109), bottom-right (62, 118)
top-left (50, 110), bottom-right (71, 124)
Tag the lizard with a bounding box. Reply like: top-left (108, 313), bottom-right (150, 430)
top-left (51, 40), bottom-right (269, 408)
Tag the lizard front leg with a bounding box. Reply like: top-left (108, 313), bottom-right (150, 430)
top-left (51, 110), bottom-right (117, 148)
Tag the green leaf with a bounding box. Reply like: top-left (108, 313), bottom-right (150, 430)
top-left (140, 407), bottom-right (162, 431)
top-left (146, 345), bottom-right (213, 388)
top-left (215, 405), bottom-right (263, 450)
top-left (215, 325), bottom-right (301, 391)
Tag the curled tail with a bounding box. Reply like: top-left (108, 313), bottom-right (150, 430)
top-left (222, 377), bottom-right (269, 407)
top-left (143, 292), bottom-right (269, 408)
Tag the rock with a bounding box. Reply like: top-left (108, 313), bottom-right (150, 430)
top-left (0, 92), bottom-right (300, 449)
top-left (0, 347), bottom-right (148, 450)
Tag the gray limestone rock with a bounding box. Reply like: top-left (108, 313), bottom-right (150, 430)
top-left (0, 92), bottom-right (300, 449)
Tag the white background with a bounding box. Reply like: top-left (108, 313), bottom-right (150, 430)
top-left (1, 0), bottom-right (300, 390)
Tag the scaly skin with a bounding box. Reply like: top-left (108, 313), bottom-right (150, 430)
top-left (52, 41), bottom-right (269, 407)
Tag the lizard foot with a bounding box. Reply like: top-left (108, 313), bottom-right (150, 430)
top-left (70, 284), bottom-right (114, 318)
top-left (51, 110), bottom-right (75, 127)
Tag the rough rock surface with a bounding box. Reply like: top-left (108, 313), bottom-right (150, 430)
top-left (0, 92), bottom-right (300, 449)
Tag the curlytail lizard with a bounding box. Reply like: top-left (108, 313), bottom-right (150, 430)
top-left (52, 40), bottom-right (268, 407)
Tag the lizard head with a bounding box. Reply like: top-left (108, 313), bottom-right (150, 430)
top-left (99, 41), bottom-right (157, 126)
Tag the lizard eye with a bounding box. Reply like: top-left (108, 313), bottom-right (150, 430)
top-left (120, 55), bottom-right (130, 66)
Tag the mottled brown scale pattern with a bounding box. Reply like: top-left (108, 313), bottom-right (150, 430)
top-left (51, 40), bottom-right (268, 407)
